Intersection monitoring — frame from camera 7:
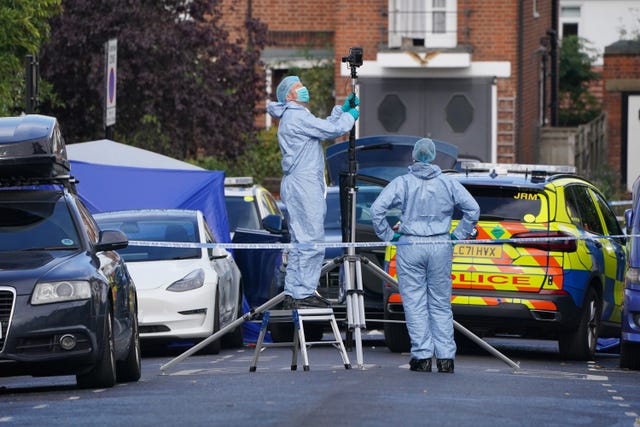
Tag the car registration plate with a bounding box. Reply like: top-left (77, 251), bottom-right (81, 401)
top-left (453, 244), bottom-right (502, 258)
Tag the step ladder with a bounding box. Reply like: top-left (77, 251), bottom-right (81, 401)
top-left (249, 308), bottom-right (352, 372)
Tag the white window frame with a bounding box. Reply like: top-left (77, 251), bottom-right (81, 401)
top-left (388, 0), bottom-right (457, 49)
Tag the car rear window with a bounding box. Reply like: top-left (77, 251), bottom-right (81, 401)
top-left (454, 185), bottom-right (544, 222)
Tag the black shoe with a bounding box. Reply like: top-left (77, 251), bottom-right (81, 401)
top-left (295, 294), bottom-right (331, 308)
top-left (436, 358), bottom-right (454, 373)
top-left (282, 295), bottom-right (295, 310)
top-left (312, 290), bottom-right (331, 306)
top-left (409, 358), bottom-right (432, 372)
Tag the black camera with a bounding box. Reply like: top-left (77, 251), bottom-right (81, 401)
top-left (342, 47), bottom-right (363, 68)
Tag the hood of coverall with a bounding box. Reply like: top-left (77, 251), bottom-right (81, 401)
top-left (266, 101), bottom-right (306, 119)
top-left (408, 162), bottom-right (442, 180)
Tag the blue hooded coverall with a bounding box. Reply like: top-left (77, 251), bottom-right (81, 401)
top-left (266, 100), bottom-right (355, 299)
top-left (371, 161), bottom-right (479, 361)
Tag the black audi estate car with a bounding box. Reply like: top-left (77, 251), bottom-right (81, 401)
top-left (0, 114), bottom-right (141, 388)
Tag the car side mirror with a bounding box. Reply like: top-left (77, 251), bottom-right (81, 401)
top-left (262, 214), bottom-right (291, 242)
top-left (95, 229), bottom-right (129, 252)
top-left (625, 208), bottom-right (633, 235)
top-left (262, 214), bottom-right (284, 234)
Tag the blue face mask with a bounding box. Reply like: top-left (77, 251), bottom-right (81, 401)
top-left (296, 86), bottom-right (310, 103)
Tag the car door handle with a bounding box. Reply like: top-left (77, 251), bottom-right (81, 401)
top-left (593, 240), bottom-right (602, 248)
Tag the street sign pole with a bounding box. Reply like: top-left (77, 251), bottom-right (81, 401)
top-left (104, 38), bottom-right (117, 138)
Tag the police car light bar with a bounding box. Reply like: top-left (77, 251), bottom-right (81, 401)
top-left (224, 176), bottom-right (253, 186)
top-left (460, 162), bottom-right (576, 175)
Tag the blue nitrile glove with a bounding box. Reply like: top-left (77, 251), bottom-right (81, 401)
top-left (341, 94), bottom-right (360, 112)
top-left (391, 232), bottom-right (401, 242)
top-left (348, 108), bottom-right (359, 121)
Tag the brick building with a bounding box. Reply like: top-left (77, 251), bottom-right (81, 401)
top-left (222, 0), bottom-right (560, 164)
top-left (603, 40), bottom-right (640, 192)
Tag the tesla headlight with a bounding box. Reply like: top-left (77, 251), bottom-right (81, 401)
top-left (31, 281), bottom-right (92, 305)
top-left (167, 269), bottom-right (205, 292)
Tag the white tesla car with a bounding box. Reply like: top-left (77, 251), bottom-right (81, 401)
top-left (94, 209), bottom-right (243, 354)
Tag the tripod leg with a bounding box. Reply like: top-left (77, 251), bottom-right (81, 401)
top-left (353, 257), bottom-right (366, 367)
top-left (343, 259), bottom-right (355, 331)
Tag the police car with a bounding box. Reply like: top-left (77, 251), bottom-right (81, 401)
top-left (223, 177), bottom-right (284, 238)
top-left (223, 177), bottom-right (288, 311)
top-left (383, 162), bottom-right (627, 360)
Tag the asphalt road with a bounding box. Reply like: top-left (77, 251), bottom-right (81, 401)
top-left (1, 331), bottom-right (639, 427)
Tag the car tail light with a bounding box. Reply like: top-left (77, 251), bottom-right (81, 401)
top-left (388, 293), bottom-right (402, 303)
top-left (383, 257), bottom-right (398, 286)
top-left (510, 231), bottom-right (577, 252)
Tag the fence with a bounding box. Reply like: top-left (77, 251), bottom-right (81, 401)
top-left (539, 112), bottom-right (607, 177)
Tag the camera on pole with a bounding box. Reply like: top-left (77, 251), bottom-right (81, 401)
top-left (342, 47), bottom-right (363, 71)
top-left (329, 47), bottom-right (370, 367)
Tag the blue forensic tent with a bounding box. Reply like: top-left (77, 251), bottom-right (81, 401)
top-left (67, 139), bottom-right (229, 243)
top-left (67, 140), bottom-right (267, 343)
top-left (68, 160), bottom-right (230, 244)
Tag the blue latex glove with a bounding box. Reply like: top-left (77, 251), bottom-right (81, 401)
top-left (341, 94), bottom-right (360, 112)
top-left (348, 108), bottom-right (359, 121)
top-left (391, 232), bottom-right (401, 242)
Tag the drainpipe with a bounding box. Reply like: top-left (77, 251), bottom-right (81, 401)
top-left (517, 1), bottom-right (523, 163)
top-left (548, 0), bottom-right (559, 126)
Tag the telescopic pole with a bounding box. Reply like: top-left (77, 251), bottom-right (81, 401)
top-left (343, 63), bottom-right (367, 367)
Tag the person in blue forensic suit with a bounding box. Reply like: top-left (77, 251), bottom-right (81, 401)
top-left (267, 75), bottom-right (359, 308)
top-left (370, 138), bottom-right (480, 373)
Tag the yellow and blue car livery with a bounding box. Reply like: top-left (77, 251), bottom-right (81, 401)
top-left (383, 164), bottom-right (627, 360)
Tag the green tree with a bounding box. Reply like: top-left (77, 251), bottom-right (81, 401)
top-left (288, 58), bottom-right (335, 119)
top-left (192, 127), bottom-right (281, 184)
top-left (0, 0), bottom-right (61, 116)
top-left (558, 35), bottom-right (602, 126)
top-left (39, 0), bottom-right (267, 160)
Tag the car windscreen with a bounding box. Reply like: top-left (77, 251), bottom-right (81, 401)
top-left (0, 192), bottom-right (81, 251)
top-left (454, 185), bottom-right (544, 222)
top-left (97, 217), bottom-right (200, 262)
top-left (225, 195), bottom-right (261, 231)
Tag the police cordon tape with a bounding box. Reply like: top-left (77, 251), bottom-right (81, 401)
top-left (128, 233), bottom-right (640, 250)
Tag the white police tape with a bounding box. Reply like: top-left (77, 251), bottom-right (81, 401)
top-left (128, 233), bottom-right (640, 250)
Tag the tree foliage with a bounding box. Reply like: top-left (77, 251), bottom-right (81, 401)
top-left (288, 56), bottom-right (335, 120)
top-left (558, 35), bottom-right (602, 126)
top-left (192, 127), bottom-right (281, 184)
top-left (0, 0), bottom-right (61, 116)
top-left (192, 59), bottom-right (339, 185)
top-left (39, 0), bottom-right (267, 160)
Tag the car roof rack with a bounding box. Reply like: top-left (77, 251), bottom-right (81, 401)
top-left (459, 161), bottom-right (576, 182)
top-left (0, 175), bottom-right (79, 193)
